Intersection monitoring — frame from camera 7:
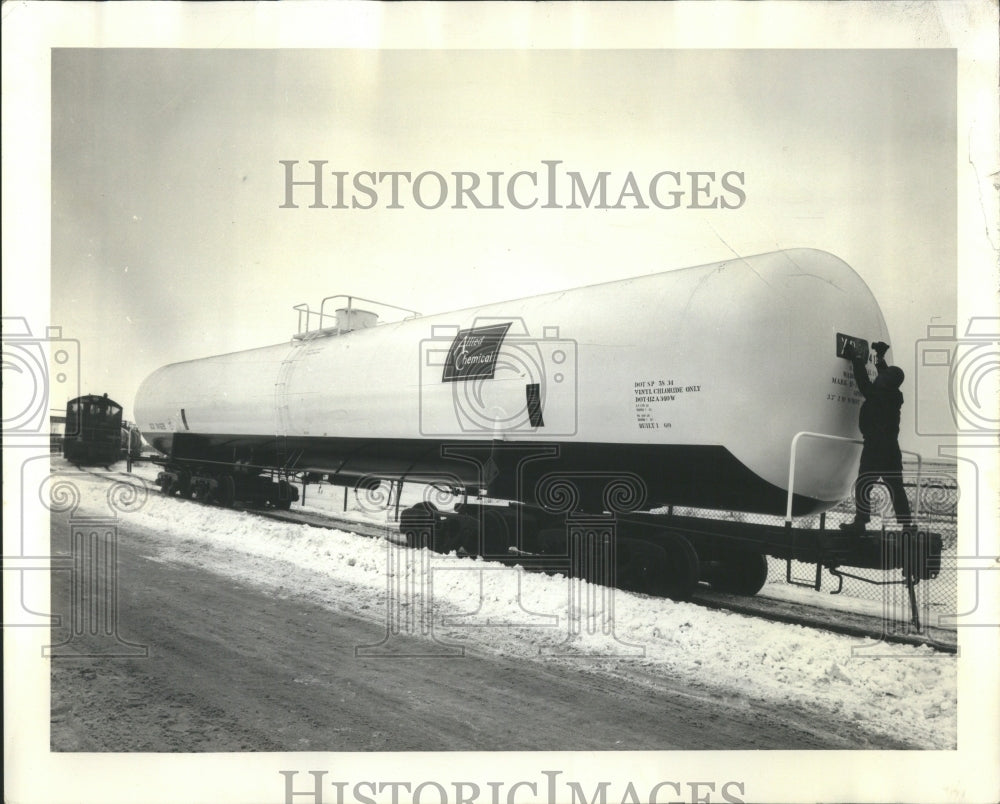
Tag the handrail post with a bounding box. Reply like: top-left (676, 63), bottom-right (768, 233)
top-left (785, 432), bottom-right (803, 526)
top-left (319, 296), bottom-right (329, 330)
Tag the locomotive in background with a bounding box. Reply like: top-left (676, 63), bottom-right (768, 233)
top-left (135, 249), bottom-right (941, 603)
top-left (58, 393), bottom-right (143, 465)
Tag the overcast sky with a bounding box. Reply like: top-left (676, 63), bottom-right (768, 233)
top-left (51, 48), bottom-right (956, 454)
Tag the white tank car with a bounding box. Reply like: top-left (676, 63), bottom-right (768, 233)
top-left (135, 248), bottom-right (888, 515)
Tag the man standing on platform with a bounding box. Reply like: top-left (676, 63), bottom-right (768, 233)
top-left (840, 340), bottom-right (913, 534)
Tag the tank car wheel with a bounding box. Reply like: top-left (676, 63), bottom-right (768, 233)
top-left (400, 502), bottom-right (438, 549)
top-left (705, 550), bottom-right (769, 596)
top-left (438, 513), bottom-right (479, 555)
top-left (655, 533), bottom-right (700, 600)
top-left (480, 506), bottom-right (518, 555)
top-left (217, 475), bottom-right (236, 508)
top-left (618, 534), bottom-right (699, 601)
top-left (173, 471), bottom-right (192, 499)
top-left (274, 479), bottom-right (294, 510)
top-left (190, 479), bottom-right (211, 503)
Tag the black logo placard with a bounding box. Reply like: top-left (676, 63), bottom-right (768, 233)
top-left (442, 323), bottom-right (512, 382)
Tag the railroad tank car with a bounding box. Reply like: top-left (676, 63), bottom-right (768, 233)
top-left (134, 248), bottom-right (888, 516)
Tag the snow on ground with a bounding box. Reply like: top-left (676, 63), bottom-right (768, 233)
top-left (75, 461), bottom-right (956, 749)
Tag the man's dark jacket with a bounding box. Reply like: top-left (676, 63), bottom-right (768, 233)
top-left (851, 356), bottom-right (902, 446)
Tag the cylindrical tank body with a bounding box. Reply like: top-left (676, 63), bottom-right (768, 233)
top-left (135, 248), bottom-right (888, 515)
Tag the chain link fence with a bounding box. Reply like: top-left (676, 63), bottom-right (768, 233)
top-left (694, 460), bottom-right (958, 633)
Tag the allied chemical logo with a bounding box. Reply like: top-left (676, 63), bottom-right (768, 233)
top-left (442, 323), bottom-right (512, 382)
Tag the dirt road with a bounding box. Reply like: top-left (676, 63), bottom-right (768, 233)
top-left (48, 507), bottom-right (910, 752)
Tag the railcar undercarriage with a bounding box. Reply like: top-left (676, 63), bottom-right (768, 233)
top-left (152, 455), bottom-right (942, 631)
